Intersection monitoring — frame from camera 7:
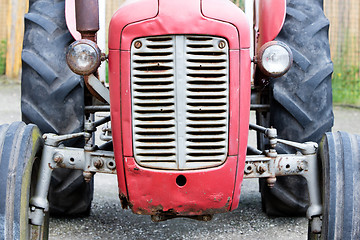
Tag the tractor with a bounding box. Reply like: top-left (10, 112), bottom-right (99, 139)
top-left (1, 0), bottom-right (359, 239)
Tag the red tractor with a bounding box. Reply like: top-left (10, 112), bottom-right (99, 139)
top-left (0, 0), bottom-right (358, 239)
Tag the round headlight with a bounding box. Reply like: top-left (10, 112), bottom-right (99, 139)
top-left (66, 39), bottom-right (101, 75)
top-left (257, 41), bottom-right (293, 78)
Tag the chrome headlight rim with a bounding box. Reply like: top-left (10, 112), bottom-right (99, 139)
top-left (66, 39), bottom-right (101, 76)
top-left (257, 41), bottom-right (293, 78)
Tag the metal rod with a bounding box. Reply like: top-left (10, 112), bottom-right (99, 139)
top-left (75, 0), bottom-right (99, 41)
top-left (85, 105), bottom-right (110, 113)
top-left (249, 123), bottom-right (267, 134)
top-left (93, 116), bottom-right (111, 128)
top-left (250, 104), bottom-right (270, 111)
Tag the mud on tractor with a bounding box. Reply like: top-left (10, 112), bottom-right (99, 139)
top-left (1, 0), bottom-right (359, 239)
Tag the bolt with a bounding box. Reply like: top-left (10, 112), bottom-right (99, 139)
top-left (53, 153), bottom-right (63, 164)
top-left (83, 171), bottom-right (94, 183)
top-left (267, 177), bottom-right (277, 188)
top-left (134, 41), bottom-right (142, 49)
top-left (94, 158), bottom-right (104, 169)
top-left (298, 162), bottom-right (305, 171)
top-left (218, 41), bottom-right (226, 49)
top-left (257, 164), bottom-right (267, 174)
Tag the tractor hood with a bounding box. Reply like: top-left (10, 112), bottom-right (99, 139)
top-left (108, 0), bottom-right (250, 50)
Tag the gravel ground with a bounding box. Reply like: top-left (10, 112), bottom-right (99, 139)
top-left (1, 79), bottom-right (360, 239)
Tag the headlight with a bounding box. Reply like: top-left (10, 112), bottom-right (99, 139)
top-left (66, 39), bottom-right (101, 75)
top-left (257, 41), bottom-right (293, 78)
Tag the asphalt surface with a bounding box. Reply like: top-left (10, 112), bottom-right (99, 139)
top-left (1, 79), bottom-right (360, 239)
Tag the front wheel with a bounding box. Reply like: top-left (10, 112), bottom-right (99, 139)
top-left (260, 0), bottom-right (334, 216)
top-left (0, 122), bottom-right (48, 239)
top-left (309, 131), bottom-right (360, 239)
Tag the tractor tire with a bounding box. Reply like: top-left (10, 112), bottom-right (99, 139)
top-left (308, 132), bottom-right (360, 239)
top-left (260, 0), bottom-right (334, 216)
top-left (21, 0), bottom-right (93, 216)
top-left (0, 122), bottom-right (49, 240)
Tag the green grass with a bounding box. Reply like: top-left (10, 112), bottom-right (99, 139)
top-left (0, 40), bottom-right (6, 75)
top-left (232, 0), bottom-right (245, 10)
top-left (332, 61), bottom-right (360, 105)
top-left (331, 33), bottom-right (360, 105)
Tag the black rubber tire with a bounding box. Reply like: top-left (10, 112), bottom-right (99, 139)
top-left (309, 131), bottom-right (360, 239)
top-left (0, 122), bottom-right (48, 240)
top-left (21, 0), bottom-right (93, 216)
top-left (260, 0), bottom-right (334, 217)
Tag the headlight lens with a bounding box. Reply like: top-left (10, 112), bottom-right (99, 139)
top-left (66, 39), bottom-right (101, 75)
top-left (257, 41), bottom-right (293, 77)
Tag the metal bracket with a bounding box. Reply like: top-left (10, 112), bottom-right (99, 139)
top-left (248, 123), bottom-right (323, 223)
top-left (87, 74), bottom-right (110, 104)
top-left (29, 131), bottom-right (116, 226)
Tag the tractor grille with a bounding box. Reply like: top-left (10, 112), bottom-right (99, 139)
top-left (131, 35), bottom-right (229, 170)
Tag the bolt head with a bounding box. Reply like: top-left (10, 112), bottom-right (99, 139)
top-left (94, 159), bottom-right (104, 169)
top-left (218, 41), bottom-right (226, 49)
top-left (53, 153), bottom-right (63, 164)
top-left (134, 41), bottom-right (142, 49)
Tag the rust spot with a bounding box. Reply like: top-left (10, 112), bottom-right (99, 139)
top-left (119, 193), bottom-right (130, 209)
top-left (134, 167), bottom-right (140, 171)
top-left (225, 197), bottom-right (231, 208)
top-left (48, 163), bottom-right (54, 170)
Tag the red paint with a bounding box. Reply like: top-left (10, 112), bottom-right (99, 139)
top-left (231, 49), bottom-right (251, 210)
top-left (125, 156), bottom-right (237, 215)
top-left (257, 0), bottom-right (286, 47)
top-left (108, 0), bottom-right (251, 216)
top-left (109, 0), bottom-right (249, 50)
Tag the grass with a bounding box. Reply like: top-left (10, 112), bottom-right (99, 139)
top-left (332, 62), bottom-right (360, 105)
top-left (0, 40), bottom-right (6, 75)
top-left (232, 0), bottom-right (245, 9)
top-left (331, 33), bottom-right (360, 105)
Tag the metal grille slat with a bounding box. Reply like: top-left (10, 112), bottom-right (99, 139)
top-left (132, 35), bottom-right (228, 170)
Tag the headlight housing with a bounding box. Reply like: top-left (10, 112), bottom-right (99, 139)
top-left (257, 41), bottom-right (293, 78)
top-left (66, 39), bottom-right (101, 75)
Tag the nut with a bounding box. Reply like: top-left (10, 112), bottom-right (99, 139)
top-left (94, 158), bottom-right (104, 169)
top-left (53, 153), bottom-right (63, 164)
top-left (257, 164), bottom-right (267, 174)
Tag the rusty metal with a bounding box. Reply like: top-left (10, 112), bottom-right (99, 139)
top-left (134, 40), bottom-right (142, 49)
top-left (66, 39), bottom-right (102, 76)
top-left (83, 171), bottom-right (94, 183)
top-left (93, 158), bottom-right (104, 169)
top-left (53, 153), bottom-right (63, 164)
top-left (151, 214), bottom-right (213, 222)
top-left (75, 0), bottom-right (99, 41)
